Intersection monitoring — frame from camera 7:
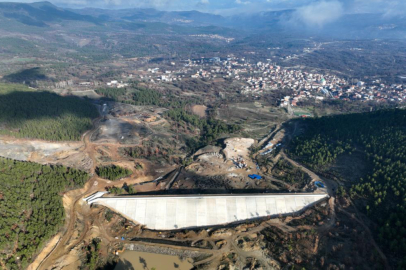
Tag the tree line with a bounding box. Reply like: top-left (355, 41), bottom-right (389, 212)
top-left (95, 87), bottom-right (126, 100)
top-left (290, 109), bottom-right (406, 268)
top-left (0, 157), bottom-right (89, 269)
top-left (96, 84), bottom-right (200, 109)
top-left (95, 165), bottom-right (132, 181)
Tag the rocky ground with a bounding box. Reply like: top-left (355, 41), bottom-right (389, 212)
top-left (14, 98), bottom-right (385, 270)
top-left (0, 137), bottom-right (93, 171)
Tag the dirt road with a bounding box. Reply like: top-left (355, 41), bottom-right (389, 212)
top-left (280, 151), bottom-right (391, 269)
top-left (35, 109), bottom-right (157, 269)
top-left (37, 117), bottom-right (103, 270)
top-left (33, 115), bottom-right (336, 270)
top-left (280, 152), bottom-right (337, 196)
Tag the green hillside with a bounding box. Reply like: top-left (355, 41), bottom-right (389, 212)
top-left (0, 157), bottom-right (89, 269)
top-left (290, 109), bottom-right (406, 268)
top-left (0, 83), bottom-right (99, 141)
top-left (0, 83), bottom-right (35, 94)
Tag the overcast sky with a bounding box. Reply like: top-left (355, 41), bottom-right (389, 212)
top-left (7, 0), bottom-right (406, 18)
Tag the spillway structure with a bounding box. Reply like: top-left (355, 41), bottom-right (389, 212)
top-left (85, 193), bottom-right (328, 230)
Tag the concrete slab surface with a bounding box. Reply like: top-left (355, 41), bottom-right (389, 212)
top-left (91, 193), bottom-right (328, 230)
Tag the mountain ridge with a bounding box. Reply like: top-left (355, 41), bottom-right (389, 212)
top-left (0, 1), bottom-right (406, 39)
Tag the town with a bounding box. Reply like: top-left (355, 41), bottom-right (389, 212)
top-left (70, 56), bottom-right (406, 107)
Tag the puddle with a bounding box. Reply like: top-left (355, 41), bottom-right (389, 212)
top-left (115, 250), bottom-right (193, 270)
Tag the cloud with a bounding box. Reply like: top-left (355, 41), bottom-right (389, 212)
top-left (104, 0), bottom-right (121, 6)
top-left (235, 0), bottom-right (251, 5)
top-left (380, 1), bottom-right (406, 18)
top-left (291, 0), bottom-right (344, 27)
top-left (346, 0), bottom-right (406, 17)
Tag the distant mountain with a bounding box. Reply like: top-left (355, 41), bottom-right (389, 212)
top-left (70, 7), bottom-right (228, 27)
top-left (1, 1), bottom-right (406, 40)
top-left (0, 1), bottom-right (100, 27)
top-left (228, 9), bottom-right (293, 30)
top-left (328, 13), bottom-right (406, 39)
top-left (0, 1), bottom-right (239, 62)
top-left (0, 1), bottom-right (237, 37)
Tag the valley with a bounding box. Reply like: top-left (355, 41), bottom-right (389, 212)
top-left (1, 1), bottom-right (406, 269)
top-left (0, 88), bottom-right (396, 269)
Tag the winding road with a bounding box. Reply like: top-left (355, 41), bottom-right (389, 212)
top-left (32, 104), bottom-right (389, 270)
top-left (36, 115), bottom-right (103, 270)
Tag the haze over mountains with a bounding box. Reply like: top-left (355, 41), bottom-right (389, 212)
top-left (0, 1), bottom-right (406, 39)
top-left (2, 1), bottom-right (406, 270)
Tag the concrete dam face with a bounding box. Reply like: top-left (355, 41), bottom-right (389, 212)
top-left (87, 193), bottom-right (328, 230)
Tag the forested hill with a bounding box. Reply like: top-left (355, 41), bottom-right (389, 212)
top-left (0, 157), bottom-right (89, 269)
top-left (290, 109), bottom-right (406, 268)
top-left (0, 83), bottom-right (99, 141)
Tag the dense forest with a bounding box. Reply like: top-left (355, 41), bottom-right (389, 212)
top-left (94, 87), bottom-right (126, 100)
top-left (131, 87), bottom-right (161, 106)
top-left (96, 85), bottom-right (197, 109)
top-left (95, 86), bottom-right (161, 106)
top-left (290, 109), bottom-right (406, 268)
top-left (0, 157), bottom-right (89, 269)
top-left (0, 84), bottom-right (99, 141)
top-left (95, 165), bottom-right (132, 180)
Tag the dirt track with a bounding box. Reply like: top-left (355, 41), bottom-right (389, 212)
top-left (28, 107), bottom-right (370, 270)
top-left (35, 117), bottom-right (102, 270)
top-left (280, 152), bottom-right (337, 196)
top-left (31, 123), bottom-right (331, 270)
top-left (33, 112), bottom-right (160, 270)
top-left (280, 153), bottom-right (390, 269)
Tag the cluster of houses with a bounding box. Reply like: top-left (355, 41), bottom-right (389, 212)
top-left (330, 81), bottom-right (406, 103)
top-left (83, 55), bottom-right (406, 106)
top-left (153, 57), bottom-right (406, 105)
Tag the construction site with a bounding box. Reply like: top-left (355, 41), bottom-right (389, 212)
top-left (0, 96), bottom-right (383, 270)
